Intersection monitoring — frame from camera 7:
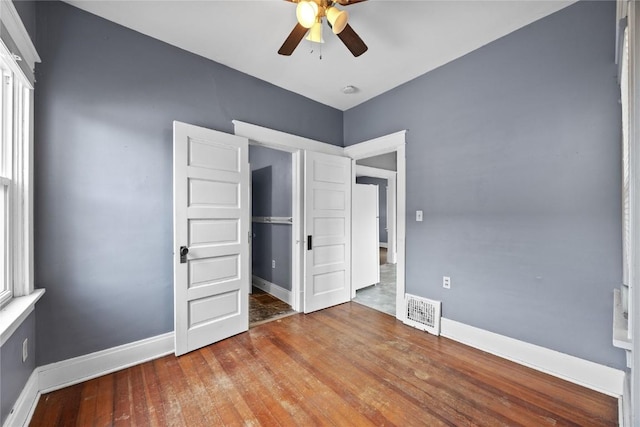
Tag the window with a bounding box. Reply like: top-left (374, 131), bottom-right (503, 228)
top-left (0, 40), bottom-right (33, 307)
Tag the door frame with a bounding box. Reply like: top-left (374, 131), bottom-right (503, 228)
top-left (233, 121), bottom-right (344, 312)
top-left (233, 120), bottom-right (406, 321)
top-left (345, 132), bottom-right (407, 322)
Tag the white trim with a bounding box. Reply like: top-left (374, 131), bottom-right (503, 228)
top-left (2, 369), bottom-right (39, 427)
top-left (0, 288), bottom-right (43, 346)
top-left (379, 242), bottom-right (388, 249)
top-left (251, 275), bottom-right (293, 306)
top-left (344, 130), bottom-right (407, 159)
top-left (0, 0), bottom-right (40, 75)
top-left (38, 332), bottom-right (174, 394)
top-left (233, 120), bottom-right (343, 156)
top-left (627, 0), bottom-right (640, 424)
top-left (291, 151), bottom-right (303, 312)
top-left (355, 164), bottom-right (397, 179)
top-left (621, 372), bottom-right (631, 427)
top-left (441, 317), bottom-right (625, 397)
top-left (614, 288), bottom-right (632, 351)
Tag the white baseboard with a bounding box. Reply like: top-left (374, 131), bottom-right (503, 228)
top-left (620, 372), bottom-right (631, 427)
top-left (440, 318), bottom-right (625, 398)
top-left (252, 275), bottom-right (292, 305)
top-left (379, 242), bottom-right (388, 249)
top-left (2, 369), bottom-right (39, 427)
top-left (38, 332), bottom-right (174, 394)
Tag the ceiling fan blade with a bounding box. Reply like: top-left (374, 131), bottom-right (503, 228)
top-left (337, 24), bottom-right (368, 57)
top-left (278, 23), bottom-right (308, 56)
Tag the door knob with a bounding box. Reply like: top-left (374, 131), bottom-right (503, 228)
top-left (180, 246), bottom-right (189, 263)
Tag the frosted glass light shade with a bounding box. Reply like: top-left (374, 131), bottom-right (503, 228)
top-left (326, 7), bottom-right (348, 34)
top-left (296, 1), bottom-right (319, 29)
top-left (305, 21), bottom-right (324, 43)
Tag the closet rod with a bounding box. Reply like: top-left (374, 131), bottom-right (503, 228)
top-left (252, 216), bottom-right (293, 225)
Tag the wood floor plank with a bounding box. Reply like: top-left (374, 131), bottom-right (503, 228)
top-left (150, 357), bottom-right (190, 426)
top-left (30, 303), bottom-right (619, 427)
top-left (180, 349), bottom-right (246, 425)
top-left (139, 360), bottom-right (167, 426)
top-left (93, 373), bottom-right (115, 427)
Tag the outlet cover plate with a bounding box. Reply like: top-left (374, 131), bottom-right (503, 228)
top-left (443, 276), bottom-right (451, 289)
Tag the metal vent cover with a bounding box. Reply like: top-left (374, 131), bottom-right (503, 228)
top-left (404, 294), bottom-right (441, 336)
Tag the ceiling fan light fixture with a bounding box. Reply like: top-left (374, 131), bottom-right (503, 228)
top-left (296, 1), bottom-right (319, 29)
top-left (305, 21), bottom-right (325, 43)
top-left (326, 6), bottom-right (349, 34)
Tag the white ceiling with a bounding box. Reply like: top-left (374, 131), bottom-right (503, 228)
top-left (63, 0), bottom-right (575, 111)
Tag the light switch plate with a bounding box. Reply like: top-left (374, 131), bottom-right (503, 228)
top-left (416, 210), bottom-right (423, 222)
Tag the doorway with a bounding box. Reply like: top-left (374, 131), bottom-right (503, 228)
top-left (351, 165), bottom-right (397, 316)
top-left (344, 131), bottom-right (406, 321)
top-left (248, 145), bottom-right (297, 326)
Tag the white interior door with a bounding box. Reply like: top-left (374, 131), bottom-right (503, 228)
top-left (173, 121), bottom-right (249, 356)
top-left (352, 184), bottom-right (380, 293)
top-left (304, 151), bottom-right (351, 313)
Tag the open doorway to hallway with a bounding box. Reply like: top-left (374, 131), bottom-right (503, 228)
top-left (351, 154), bottom-right (398, 316)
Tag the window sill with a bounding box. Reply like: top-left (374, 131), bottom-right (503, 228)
top-left (0, 288), bottom-right (45, 346)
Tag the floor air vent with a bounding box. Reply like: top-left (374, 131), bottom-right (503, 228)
top-left (404, 294), bottom-right (441, 336)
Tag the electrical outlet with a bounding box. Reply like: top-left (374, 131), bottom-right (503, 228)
top-left (443, 276), bottom-right (451, 289)
top-left (22, 338), bottom-right (28, 362)
top-left (272, 260), bottom-right (276, 269)
top-left (416, 210), bottom-right (423, 222)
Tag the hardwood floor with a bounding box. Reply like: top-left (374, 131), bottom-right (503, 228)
top-left (31, 303), bottom-right (618, 426)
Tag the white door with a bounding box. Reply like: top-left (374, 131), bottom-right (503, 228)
top-left (173, 121), bottom-right (249, 356)
top-left (352, 184), bottom-right (380, 293)
top-left (304, 151), bottom-right (352, 313)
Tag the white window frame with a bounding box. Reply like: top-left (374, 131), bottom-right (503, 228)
top-left (0, 39), bottom-right (33, 308)
top-left (0, 0), bottom-right (42, 351)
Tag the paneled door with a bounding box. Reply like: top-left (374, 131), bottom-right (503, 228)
top-left (304, 151), bottom-right (352, 313)
top-left (173, 121), bottom-right (249, 356)
top-left (352, 183), bottom-right (380, 294)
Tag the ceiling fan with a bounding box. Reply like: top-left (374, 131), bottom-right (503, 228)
top-left (278, 0), bottom-right (369, 57)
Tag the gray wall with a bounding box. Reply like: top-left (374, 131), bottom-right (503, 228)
top-left (1, 311), bottom-right (36, 425)
top-left (345, 1), bottom-right (625, 368)
top-left (12, 0), bottom-right (36, 42)
top-left (356, 177), bottom-right (387, 244)
top-left (250, 146), bottom-right (293, 290)
top-left (34, 1), bottom-right (342, 365)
